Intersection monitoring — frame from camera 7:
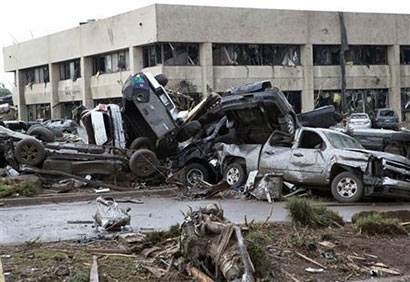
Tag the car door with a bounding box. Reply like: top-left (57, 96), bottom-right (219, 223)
top-left (287, 129), bottom-right (328, 185)
top-left (258, 132), bottom-right (293, 177)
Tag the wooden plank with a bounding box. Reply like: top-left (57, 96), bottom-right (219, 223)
top-left (0, 258), bottom-right (5, 282)
top-left (90, 255), bottom-right (99, 282)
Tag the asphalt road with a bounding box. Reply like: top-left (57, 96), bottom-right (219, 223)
top-left (1, 197), bottom-right (410, 245)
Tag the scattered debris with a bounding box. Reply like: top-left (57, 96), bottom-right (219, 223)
top-left (89, 255), bottom-right (99, 282)
top-left (180, 203), bottom-right (255, 281)
top-left (93, 197), bottom-right (131, 231)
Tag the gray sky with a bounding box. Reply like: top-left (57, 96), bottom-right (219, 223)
top-left (1, 0), bottom-right (409, 89)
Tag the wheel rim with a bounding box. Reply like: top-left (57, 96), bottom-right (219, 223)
top-left (20, 144), bottom-right (39, 162)
top-left (226, 167), bottom-right (241, 186)
top-left (186, 168), bottom-right (204, 186)
top-left (336, 177), bottom-right (358, 198)
top-left (133, 154), bottom-right (156, 176)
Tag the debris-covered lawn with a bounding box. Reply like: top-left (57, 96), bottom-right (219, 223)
top-left (2, 201), bottom-right (410, 282)
top-left (2, 224), bottom-right (410, 281)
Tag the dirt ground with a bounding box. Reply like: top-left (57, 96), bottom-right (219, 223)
top-left (1, 222), bottom-right (409, 282)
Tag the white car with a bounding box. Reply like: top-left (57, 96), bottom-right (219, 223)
top-left (347, 113), bottom-right (371, 130)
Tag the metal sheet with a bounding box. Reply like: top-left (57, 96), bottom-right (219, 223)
top-left (91, 111), bottom-right (108, 145)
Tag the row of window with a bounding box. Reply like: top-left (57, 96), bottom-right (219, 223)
top-left (22, 44), bottom-right (410, 86)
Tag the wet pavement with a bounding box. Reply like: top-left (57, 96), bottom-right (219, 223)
top-left (1, 197), bottom-right (410, 245)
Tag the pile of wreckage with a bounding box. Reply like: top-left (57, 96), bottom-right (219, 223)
top-left (0, 71), bottom-right (409, 202)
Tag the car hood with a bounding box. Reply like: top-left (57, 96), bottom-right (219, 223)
top-left (347, 148), bottom-right (410, 166)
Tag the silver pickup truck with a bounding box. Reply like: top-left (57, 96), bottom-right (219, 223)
top-left (216, 127), bottom-right (410, 202)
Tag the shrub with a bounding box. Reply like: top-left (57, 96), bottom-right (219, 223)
top-left (285, 197), bottom-right (344, 228)
top-left (355, 213), bottom-right (407, 235)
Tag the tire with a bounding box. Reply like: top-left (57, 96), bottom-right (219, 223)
top-left (331, 171), bottom-right (364, 203)
top-left (129, 137), bottom-right (155, 151)
top-left (129, 149), bottom-right (159, 177)
top-left (223, 162), bottom-right (246, 188)
top-left (26, 124), bottom-right (43, 135)
top-left (185, 163), bottom-right (210, 186)
top-left (280, 114), bottom-right (296, 136)
top-left (28, 127), bottom-right (55, 142)
top-left (14, 138), bottom-right (46, 166)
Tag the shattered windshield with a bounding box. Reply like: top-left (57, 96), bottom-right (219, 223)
top-left (324, 131), bottom-right (364, 149)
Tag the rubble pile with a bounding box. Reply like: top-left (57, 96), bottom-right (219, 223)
top-left (0, 71), bottom-right (408, 202)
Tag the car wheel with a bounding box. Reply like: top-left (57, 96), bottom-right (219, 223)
top-left (26, 124), bottom-right (43, 134)
top-left (28, 126), bottom-right (55, 142)
top-left (185, 163), bottom-right (210, 186)
top-left (129, 149), bottom-right (159, 177)
top-left (14, 138), bottom-right (46, 166)
top-left (331, 171), bottom-right (364, 203)
top-left (223, 162), bottom-right (246, 188)
top-left (280, 114), bottom-right (296, 135)
top-left (129, 137), bottom-right (155, 151)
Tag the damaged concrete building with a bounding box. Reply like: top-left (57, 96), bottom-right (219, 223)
top-left (2, 4), bottom-right (410, 122)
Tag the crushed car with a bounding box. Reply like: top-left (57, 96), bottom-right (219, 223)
top-left (216, 127), bottom-right (410, 203)
top-left (0, 124), bottom-right (161, 186)
top-left (347, 128), bottom-right (410, 159)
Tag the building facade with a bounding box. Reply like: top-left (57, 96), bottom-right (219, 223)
top-left (3, 4), bottom-right (410, 121)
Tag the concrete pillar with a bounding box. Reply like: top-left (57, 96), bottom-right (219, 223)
top-left (15, 70), bottom-right (27, 120)
top-left (388, 45), bottom-right (402, 122)
top-left (199, 43), bottom-right (213, 96)
top-left (80, 56), bottom-right (93, 108)
top-left (49, 63), bottom-right (61, 119)
top-left (129, 46), bottom-right (143, 74)
top-left (301, 44), bottom-right (314, 112)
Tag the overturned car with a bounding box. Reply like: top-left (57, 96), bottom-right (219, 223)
top-left (216, 127), bottom-right (410, 203)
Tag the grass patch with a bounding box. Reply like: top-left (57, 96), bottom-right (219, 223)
top-left (246, 229), bottom-right (272, 278)
top-left (286, 197), bottom-right (344, 228)
top-left (70, 269), bottom-right (89, 282)
top-left (355, 213), bottom-right (407, 235)
top-left (0, 182), bottom-right (38, 198)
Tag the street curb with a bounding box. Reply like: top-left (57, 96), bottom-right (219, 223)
top-left (0, 187), bottom-right (179, 207)
top-left (354, 276), bottom-right (410, 282)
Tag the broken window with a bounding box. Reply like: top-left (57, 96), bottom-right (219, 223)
top-left (315, 89), bottom-right (388, 114)
top-left (282, 91), bottom-right (302, 113)
top-left (346, 46), bottom-right (387, 65)
top-left (314, 45), bottom-right (387, 65)
top-left (401, 88), bottom-right (410, 121)
top-left (313, 45), bottom-right (341, 65)
top-left (400, 46), bottom-right (410, 64)
top-left (298, 130), bottom-right (325, 150)
top-left (212, 44), bottom-right (301, 66)
top-left (92, 49), bottom-right (129, 75)
top-left (24, 65), bottom-right (49, 85)
top-left (27, 103), bottom-right (51, 121)
top-left (61, 101), bottom-right (82, 119)
top-left (143, 43), bottom-right (199, 67)
top-left (59, 59), bottom-right (81, 81)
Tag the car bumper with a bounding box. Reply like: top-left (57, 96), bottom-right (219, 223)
top-left (364, 176), bottom-right (410, 198)
top-left (374, 122), bottom-right (398, 129)
top-left (348, 123), bottom-right (371, 130)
